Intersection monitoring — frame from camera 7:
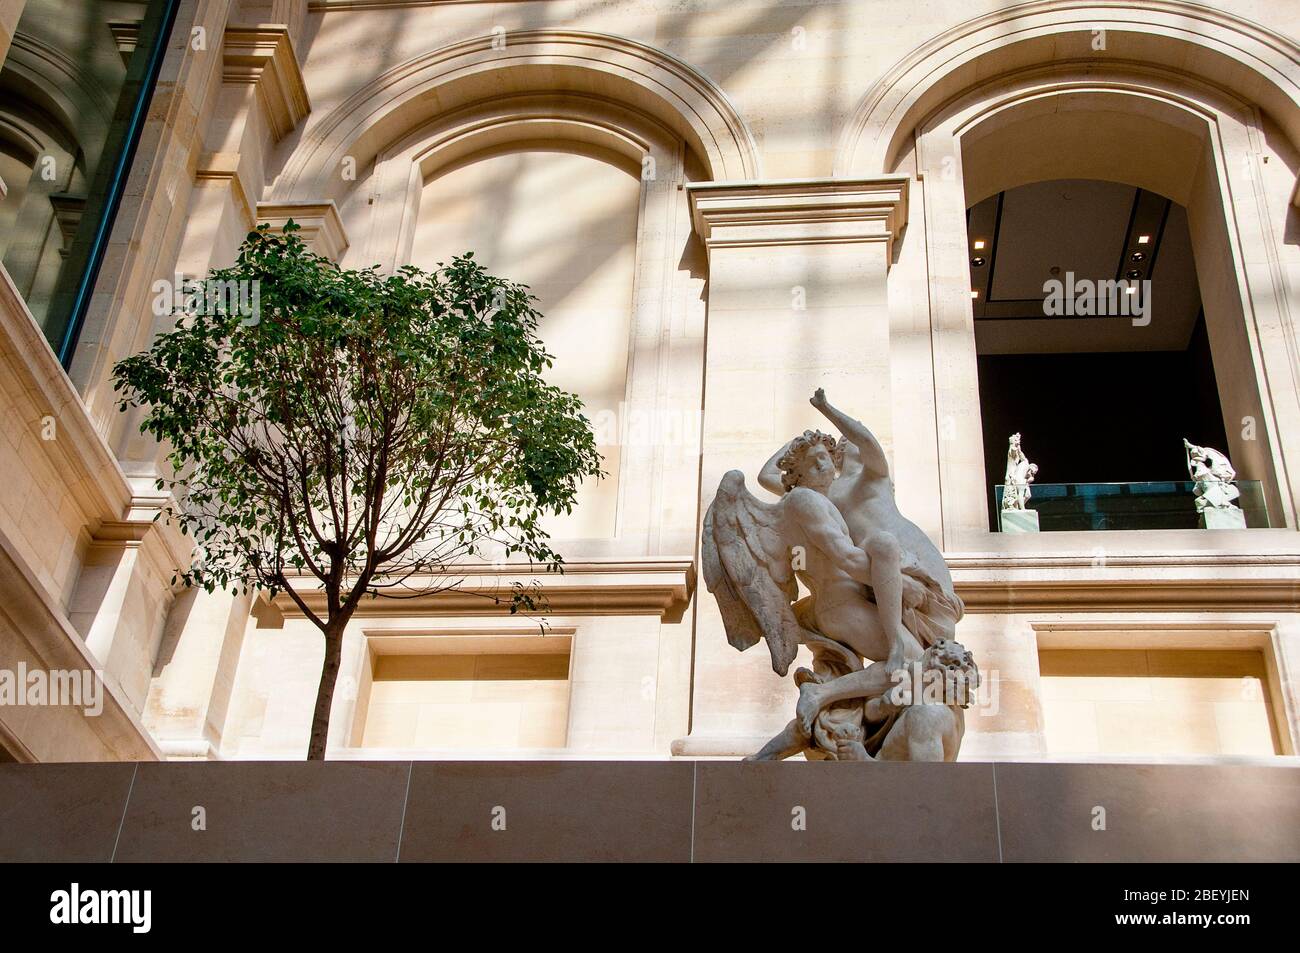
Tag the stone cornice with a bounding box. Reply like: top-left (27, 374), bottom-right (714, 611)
top-left (270, 559), bottom-right (696, 618)
top-left (0, 262), bottom-right (131, 523)
top-left (950, 551), bottom-right (1300, 611)
top-left (0, 530), bottom-right (162, 761)
top-left (687, 176), bottom-right (909, 262)
top-left (222, 24), bottom-right (310, 142)
top-left (195, 152), bottom-right (255, 226)
top-left (0, 262), bottom-right (191, 582)
top-left (106, 19), bottom-right (140, 65)
top-left (256, 201), bottom-right (350, 261)
top-left (90, 517), bottom-right (192, 587)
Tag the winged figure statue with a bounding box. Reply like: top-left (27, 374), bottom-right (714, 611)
top-left (702, 389), bottom-right (977, 761)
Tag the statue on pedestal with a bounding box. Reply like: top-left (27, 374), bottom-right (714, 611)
top-left (701, 389), bottom-right (976, 762)
top-left (1183, 438), bottom-right (1241, 514)
top-left (1002, 433), bottom-right (1038, 511)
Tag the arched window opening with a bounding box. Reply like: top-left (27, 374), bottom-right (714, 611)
top-left (969, 178), bottom-right (1256, 531)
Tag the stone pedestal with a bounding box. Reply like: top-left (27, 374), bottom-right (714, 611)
top-left (999, 508), bottom-right (1040, 533)
top-left (1200, 507), bottom-right (1247, 529)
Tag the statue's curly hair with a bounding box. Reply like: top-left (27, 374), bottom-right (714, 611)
top-left (777, 429), bottom-right (840, 491)
top-left (923, 638), bottom-right (981, 709)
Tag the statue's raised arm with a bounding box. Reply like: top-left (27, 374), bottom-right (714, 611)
top-left (810, 387), bottom-right (890, 478)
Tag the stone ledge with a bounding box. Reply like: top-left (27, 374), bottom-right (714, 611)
top-left (949, 550), bottom-right (1300, 610)
top-left (269, 559), bottom-right (697, 619)
top-left (0, 262), bottom-right (132, 524)
top-left (0, 532), bottom-right (162, 763)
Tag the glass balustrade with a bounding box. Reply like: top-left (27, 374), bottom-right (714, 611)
top-left (994, 480), bottom-right (1269, 531)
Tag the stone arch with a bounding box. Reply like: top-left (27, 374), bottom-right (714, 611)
top-left (270, 29), bottom-right (760, 203)
top-left (354, 92), bottom-right (675, 272)
top-left (1, 30), bottom-right (116, 176)
top-left (837, 0), bottom-right (1300, 181)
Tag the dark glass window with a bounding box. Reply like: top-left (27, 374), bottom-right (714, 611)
top-left (0, 0), bottom-right (177, 364)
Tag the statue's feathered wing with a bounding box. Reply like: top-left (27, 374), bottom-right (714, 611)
top-left (702, 470), bottom-right (809, 676)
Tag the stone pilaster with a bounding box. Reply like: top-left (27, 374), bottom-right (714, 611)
top-left (674, 176), bottom-right (909, 755)
top-left (171, 23), bottom-right (309, 279)
top-left (132, 18), bottom-right (313, 759)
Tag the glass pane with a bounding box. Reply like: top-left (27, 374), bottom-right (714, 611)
top-left (0, 0), bottom-right (173, 357)
top-left (995, 481), bottom-right (1270, 531)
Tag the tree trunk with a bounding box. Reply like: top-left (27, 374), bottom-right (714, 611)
top-left (307, 623), bottom-right (345, 761)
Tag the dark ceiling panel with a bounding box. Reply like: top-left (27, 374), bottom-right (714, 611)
top-left (988, 179), bottom-right (1134, 301)
top-left (967, 178), bottom-right (1203, 354)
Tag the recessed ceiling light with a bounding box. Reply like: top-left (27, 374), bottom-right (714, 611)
top-left (1125, 286), bottom-right (1137, 294)
top-left (971, 256), bottom-right (986, 267)
top-left (1137, 235), bottom-right (1150, 244)
top-left (973, 240), bottom-right (986, 250)
top-left (970, 290), bottom-right (979, 299)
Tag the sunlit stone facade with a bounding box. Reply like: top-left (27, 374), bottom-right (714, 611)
top-left (1, 0), bottom-right (1299, 766)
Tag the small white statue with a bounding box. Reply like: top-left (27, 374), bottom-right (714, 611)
top-left (1184, 438), bottom-right (1240, 514)
top-left (1003, 433), bottom-right (1038, 511)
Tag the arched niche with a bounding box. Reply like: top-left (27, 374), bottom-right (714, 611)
top-left (328, 90), bottom-right (710, 555)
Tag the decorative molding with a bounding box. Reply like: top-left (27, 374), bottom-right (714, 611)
top-left (686, 176), bottom-right (909, 262)
top-left (194, 152), bottom-right (255, 227)
top-left (256, 201), bottom-right (350, 261)
top-left (361, 624), bottom-right (577, 657)
top-left (271, 559), bottom-right (695, 618)
top-left (272, 29), bottom-right (760, 201)
top-left (837, 0), bottom-right (1300, 176)
top-left (949, 551), bottom-right (1300, 611)
top-left (222, 24), bottom-right (311, 142)
top-left (89, 517), bottom-right (191, 590)
top-left (106, 19), bottom-right (140, 65)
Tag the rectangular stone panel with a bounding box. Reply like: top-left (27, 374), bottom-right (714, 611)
top-left (398, 761), bottom-right (693, 862)
top-left (112, 761), bottom-right (410, 862)
top-left (0, 763), bottom-right (136, 862)
top-left (996, 762), bottom-right (1300, 862)
top-left (692, 761), bottom-right (1000, 862)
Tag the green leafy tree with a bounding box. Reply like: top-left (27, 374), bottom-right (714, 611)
top-left (114, 224), bottom-right (603, 759)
